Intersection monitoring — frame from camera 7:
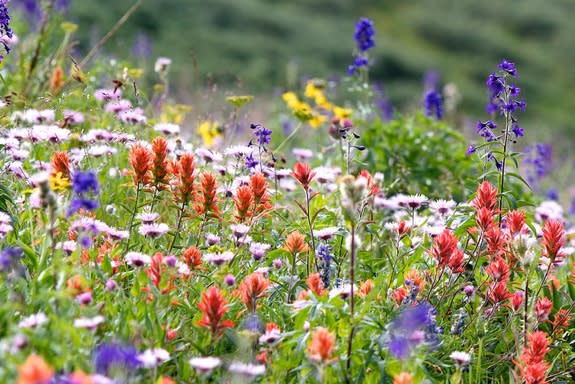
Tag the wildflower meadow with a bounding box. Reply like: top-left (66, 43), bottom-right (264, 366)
top-left (1, 2), bottom-right (575, 384)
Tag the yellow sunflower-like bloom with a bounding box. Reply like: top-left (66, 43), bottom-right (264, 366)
top-left (197, 120), bottom-right (222, 148)
top-left (49, 172), bottom-right (71, 192)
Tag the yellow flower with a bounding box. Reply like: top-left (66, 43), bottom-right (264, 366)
top-left (309, 114), bottom-right (327, 129)
top-left (226, 95), bottom-right (254, 108)
top-left (333, 106), bottom-right (353, 119)
top-left (49, 172), bottom-right (71, 192)
top-left (282, 92), bottom-right (301, 110)
top-left (197, 120), bottom-right (223, 148)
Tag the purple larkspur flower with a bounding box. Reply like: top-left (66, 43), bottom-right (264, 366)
top-left (94, 342), bottom-right (140, 375)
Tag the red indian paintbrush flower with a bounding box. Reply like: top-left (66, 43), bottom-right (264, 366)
top-left (198, 286), bottom-right (234, 339)
top-left (174, 153), bottom-right (196, 203)
top-left (250, 172), bottom-right (272, 216)
top-left (182, 246), bottom-right (202, 269)
top-left (151, 137), bottom-right (170, 187)
top-left (535, 297), bottom-right (552, 322)
top-left (358, 279), bottom-right (375, 297)
top-left (50, 151), bottom-right (70, 180)
top-left (292, 162), bottom-right (315, 190)
top-left (485, 256), bottom-right (510, 282)
top-left (194, 172), bottom-right (220, 218)
top-left (358, 169), bottom-right (380, 196)
top-left (238, 273), bottom-right (270, 312)
top-left (542, 219), bottom-right (565, 262)
top-left (476, 207), bottom-right (494, 232)
top-left (130, 143), bottom-right (153, 186)
top-left (306, 273), bottom-right (326, 296)
top-left (307, 327), bottom-right (335, 364)
top-left (285, 231), bottom-right (308, 254)
top-left (472, 180), bottom-right (498, 211)
top-left (234, 185), bottom-right (254, 222)
top-left (484, 225), bottom-right (507, 258)
top-left (447, 249), bottom-right (465, 273)
top-left (487, 281), bottom-right (511, 304)
top-left (516, 331), bottom-right (550, 384)
top-left (430, 229), bottom-right (458, 268)
top-left (506, 210), bottom-right (525, 235)
top-left (551, 309), bottom-right (570, 332)
top-left (147, 252), bottom-right (163, 288)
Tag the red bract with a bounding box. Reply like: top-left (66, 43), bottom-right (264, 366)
top-left (292, 162), bottom-right (315, 190)
top-left (130, 143), bottom-right (153, 185)
top-left (472, 180), bottom-right (498, 211)
top-left (151, 137), bottom-right (170, 187)
top-left (50, 151), bottom-right (70, 180)
top-left (306, 273), bottom-right (326, 296)
top-left (510, 291), bottom-right (524, 311)
top-left (506, 210), bottom-right (525, 235)
top-left (485, 256), bottom-right (510, 282)
top-left (307, 327), bottom-right (335, 364)
top-left (174, 153), bottom-right (196, 203)
top-left (238, 273), bottom-right (270, 312)
top-left (447, 249), bottom-right (465, 273)
top-left (182, 247), bottom-right (202, 269)
top-left (535, 297), bottom-right (552, 322)
top-left (430, 229), bottom-right (458, 268)
top-left (194, 172), bottom-right (220, 218)
top-left (487, 281), bottom-right (510, 304)
top-left (234, 185), bottom-right (254, 222)
top-left (358, 169), bottom-right (380, 196)
top-left (391, 287), bottom-right (407, 305)
top-left (147, 252), bottom-right (163, 288)
top-left (522, 331), bottom-right (550, 364)
top-left (516, 331), bottom-right (550, 384)
top-left (250, 172), bottom-right (272, 216)
top-left (198, 286), bottom-right (234, 339)
top-left (476, 207), bottom-right (494, 232)
top-left (484, 225), bottom-right (507, 258)
top-left (542, 219), bottom-right (565, 262)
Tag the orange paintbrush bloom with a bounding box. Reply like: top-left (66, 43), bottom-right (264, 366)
top-left (292, 162), bottom-right (315, 190)
top-left (358, 169), bottom-right (380, 196)
top-left (250, 172), bottom-right (272, 215)
top-left (358, 279), bottom-right (375, 297)
top-left (174, 153), bottom-right (196, 203)
top-left (238, 273), bottom-right (270, 312)
top-left (393, 372), bottom-right (414, 384)
top-left (17, 354), bottom-right (54, 384)
top-left (306, 273), bottom-right (326, 296)
top-left (484, 225), bottom-right (507, 258)
top-left (129, 143), bottom-right (153, 186)
top-left (151, 137), bottom-right (170, 187)
top-left (430, 229), bottom-right (458, 268)
top-left (147, 252), bottom-right (163, 288)
top-left (516, 331), bottom-right (550, 384)
top-left (50, 151), bottom-right (70, 180)
top-left (198, 286), bottom-right (234, 339)
top-left (307, 327), bottom-right (335, 364)
top-left (182, 246), bottom-right (202, 269)
top-left (234, 185), bottom-right (254, 222)
top-left (195, 172), bottom-right (220, 218)
top-left (285, 231), bottom-right (308, 254)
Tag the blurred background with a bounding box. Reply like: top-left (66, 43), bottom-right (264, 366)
top-left (9, 1), bottom-right (575, 165)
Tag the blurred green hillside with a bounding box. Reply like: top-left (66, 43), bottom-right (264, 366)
top-left (65, 0), bottom-right (575, 137)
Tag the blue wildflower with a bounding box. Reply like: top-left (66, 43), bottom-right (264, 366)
top-left (354, 18), bottom-right (375, 53)
top-left (0, 0), bottom-right (13, 61)
top-left (317, 244), bottom-right (333, 288)
top-left (423, 90), bottom-right (443, 120)
top-left (546, 188), bottom-right (559, 201)
top-left (250, 123), bottom-right (272, 146)
top-left (387, 302), bottom-right (437, 360)
top-left (498, 59), bottom-right (517, 76)
top-left (245, 153), bottom-right (259, 170)
top-left (0, 246), bottom-right (22, 272)
top-left (68, 171), bottom-right (100, 217)
top-left (94, 342), bottom-right (140, 375)
top-left (72, 171), bottom-right (99, 194)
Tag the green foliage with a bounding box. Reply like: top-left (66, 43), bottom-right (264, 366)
top-left (362, 114), bottom-right (478, 200)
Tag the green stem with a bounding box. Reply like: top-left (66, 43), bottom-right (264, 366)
top-left (124, 184), bottom-right (141, 253)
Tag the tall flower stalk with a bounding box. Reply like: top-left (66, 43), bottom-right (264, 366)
top-left (474, 59), bottom-right (525, 223)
